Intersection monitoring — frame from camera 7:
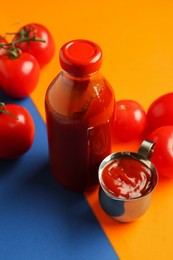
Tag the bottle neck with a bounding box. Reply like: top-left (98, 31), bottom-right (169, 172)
top-left (61, 70), bottom-right (100, 90)
top-left (63, 69), bottom-right (101, 79)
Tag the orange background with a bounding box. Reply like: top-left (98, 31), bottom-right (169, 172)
top-left (1, 0), bottom-right (173, 259)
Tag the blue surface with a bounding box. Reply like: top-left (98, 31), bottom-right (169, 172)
top-left (0, 91), bottom-right (119, 260)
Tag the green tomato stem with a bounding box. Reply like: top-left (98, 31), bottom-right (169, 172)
top-left (0, 27), bottom-right (45, 59)
top-left (0, 103), bottom-right (18, 119)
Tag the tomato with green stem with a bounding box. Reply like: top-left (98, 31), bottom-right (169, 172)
top-left (12, 23), bottom-right (55, 67)
top-left (0, 102), bottom-right (35, 159)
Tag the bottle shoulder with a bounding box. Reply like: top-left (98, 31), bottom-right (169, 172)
top-left (45, 71), bottom-right (115, 121)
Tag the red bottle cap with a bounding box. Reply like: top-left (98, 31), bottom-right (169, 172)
top-left (59, 39), bottom-right (102, 76)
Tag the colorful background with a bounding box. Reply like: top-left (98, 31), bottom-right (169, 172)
top-left (1, 0), bottom-right (173, 259)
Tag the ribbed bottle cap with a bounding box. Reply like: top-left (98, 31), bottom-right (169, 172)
top-left (59, 39), bottom-right (102, 76)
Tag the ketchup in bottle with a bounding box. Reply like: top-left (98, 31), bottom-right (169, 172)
top-left (45, 39), bottom-right (115, 192)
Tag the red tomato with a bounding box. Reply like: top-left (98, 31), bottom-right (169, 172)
top-left (113, 100), bottom-right (147, 141)
top-left (147, 92), bottom-right (173, 133)
top-left (12, 23), bottom-right (55, 67)
top-left (0, 52), bottom-right (40, 98)
top-left (148, 126), bottom-right (173, 178)
top-left (0, 103), bottom-right (35, 159)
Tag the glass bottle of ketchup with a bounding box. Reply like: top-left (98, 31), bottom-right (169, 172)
top-left (45, 39), bottom-right (115, 192)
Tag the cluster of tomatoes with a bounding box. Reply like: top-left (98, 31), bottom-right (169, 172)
top-left (1, 24), bottom-right (173, 180)
top-left (112, 93), bottom-right (173, 178)
top-left (0, 23), bottom-right (55, 98)
top-left (0, 23), bottom-right (55, 159)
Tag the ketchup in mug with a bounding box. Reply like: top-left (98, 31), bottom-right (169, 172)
top-left (102, 157), bottom-right (152, 199)
top-left (45, 40), bottom-right (115, 192)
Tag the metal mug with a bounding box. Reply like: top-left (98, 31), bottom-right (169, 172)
top-left (98, 140), bottom-right (158, 222)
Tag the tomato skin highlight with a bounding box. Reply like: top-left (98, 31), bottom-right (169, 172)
top-left (0, 104), bottom-right (35, 159)
top-left (147, 92), bottom-right (173, 133)
top-left (0, 52), bottom-right (40, 98)
top-left (12, 23), bottom-right (55, 68)
top-left (112, 100), bottom-right (147, 141)
top-left (148, 126), bottom-right (173, 178)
